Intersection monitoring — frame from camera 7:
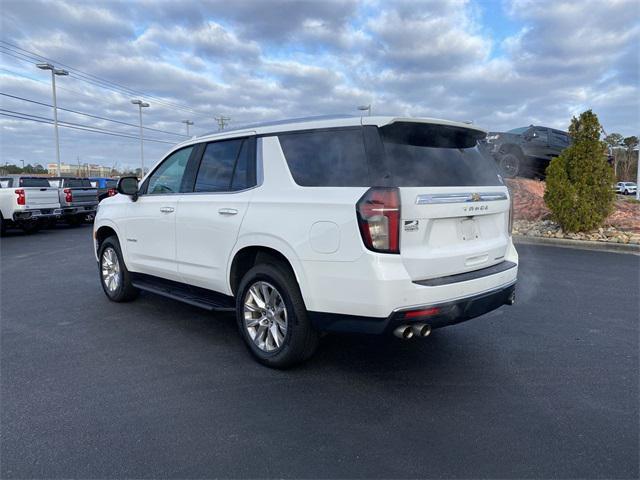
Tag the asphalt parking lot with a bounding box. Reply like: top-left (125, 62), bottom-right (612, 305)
top-left (1, 225), bottom-right (638, 479)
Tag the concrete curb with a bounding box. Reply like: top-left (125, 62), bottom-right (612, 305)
top-left (513, 235), bottom-right (640, 255)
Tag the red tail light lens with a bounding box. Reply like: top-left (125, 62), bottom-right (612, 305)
top-left (107, 188), bottom-right (116, 197)
top-left (356, 187), bottom-right (400, 253)
top-left (15, 189), bottom-right (25, 205)
top-left (64, 188), bottom-right (72, 203)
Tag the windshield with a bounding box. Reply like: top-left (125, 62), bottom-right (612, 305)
top-left (507, 126), bottom-right (529, 134)
top-left (19, 178), bottom-right (51, 187)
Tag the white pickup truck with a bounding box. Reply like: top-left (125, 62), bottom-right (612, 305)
top-left (0, 175), bottom-right (62, 235)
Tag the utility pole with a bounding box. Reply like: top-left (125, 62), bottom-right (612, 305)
top-left (182, 120), bottom-right (194, 136)
top-left (215, 116), bottom-right (230, 131)
top-left (37, 63), bottom-right (68, 177)
top-left (131, 100), bottom-right (150, 176)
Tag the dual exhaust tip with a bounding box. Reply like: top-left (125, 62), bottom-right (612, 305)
top-left (393, 323), bottom-right (431, 339)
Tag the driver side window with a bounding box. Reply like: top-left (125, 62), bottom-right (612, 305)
top-left (146, 146), bottom-right (194, 195)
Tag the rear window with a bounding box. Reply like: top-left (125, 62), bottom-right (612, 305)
top-left (64, 178), bottom-right (93, 188)
top-left (19, 178), bottom-right (51, 187)
top-left (278, 128), bottom-right (370, 187)
top-left (0, 178), bottom-right (11, 188)
top-left (105, 180), bottom-right (117, 188)
top-left (378, 122), bottom-right (502, 187)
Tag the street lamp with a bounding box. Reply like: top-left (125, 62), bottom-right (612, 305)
top-left (131, 99), bottom-right (150, 176)
top-left (357, 104), bottom-right (371, 116)
top-left (37, 63), bottom-right (68, 177)
top-left (182, 119), bottom-right (194, 136)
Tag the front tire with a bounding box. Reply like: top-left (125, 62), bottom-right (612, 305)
top-left (98, 236), bottom-right (139, 302)
top-left (236, 262), bottom-right (319, 368)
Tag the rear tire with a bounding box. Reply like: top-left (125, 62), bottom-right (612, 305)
top-left (67, 215), bottom-right (84, 226)
top-left (98, 236), bottom-right (139, 302)
top-left (21, 220), bottom-right (41, 234)
top-left (0, 214), bottom-right (6, 237)
top-left (499, 152), bottom-right (522, 178)
top-left (236, 262), bottom-right (319, 368)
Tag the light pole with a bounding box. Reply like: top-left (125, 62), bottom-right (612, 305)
top-left (37, 63), bottom-right (68, 176)
top-left (131, 99), bottom-right (150, 176)
top-left (20, 159), bottom-right (25, 170)
top-left (182, 120), bottom-right (194, 136)
top-left (357, 104), bottom-right (371, 116)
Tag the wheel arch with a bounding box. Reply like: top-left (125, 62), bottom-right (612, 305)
top-left (94, 221), bottom-right (125, 261)
top-left (228, 238), bottom-right (312, 309)
top-left (499, 143), bottom-right (524, 157)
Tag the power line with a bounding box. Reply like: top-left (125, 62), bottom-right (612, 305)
top-left (0, 65), bottom-right (134, 109)
top-left (0, 109), bottom-right (175, 144)
top-left (0, 92), bottom-right (187, 138)
top-left (0, 41), bottom-right (213, 119)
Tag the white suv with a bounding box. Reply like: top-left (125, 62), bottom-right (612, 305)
top-left (94, 115), bottom-right (518, 367)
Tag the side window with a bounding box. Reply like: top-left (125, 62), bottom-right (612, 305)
top-left (147, 146), bottom-right (193, 195)
top-left (278, 128), bottom-right (370, 187)
top-left (534, 128), bottom-right (549, 142)
top-left (551, 130), bottom-right (570, 147)
top-left (231, 138), bottom-right (256, 190)
top-left (194, 137), bottom-right (256, 192)
top-left (0, 178), bottom-right (11, 188)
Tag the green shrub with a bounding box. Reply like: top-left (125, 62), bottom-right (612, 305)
top-left (544, 110), bottom-right (615, 232)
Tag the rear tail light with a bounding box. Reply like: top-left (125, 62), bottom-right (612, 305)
top-left (15, 189), bottom-right (25, 205)
top-left (356, 187), bottom-right (400, 254)
top-left (107, 188), bottom-right (116, 197)
top-left (64, 188), bottom-right (73, 203)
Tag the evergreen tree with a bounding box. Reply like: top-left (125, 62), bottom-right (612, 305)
top-left (544, 110), bottom-right (615, 232)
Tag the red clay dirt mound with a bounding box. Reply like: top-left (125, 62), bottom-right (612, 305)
top-left (505, 178), bottom-right (639, 232)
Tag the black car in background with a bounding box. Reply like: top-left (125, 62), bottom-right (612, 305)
top-left (485, 125), bottom-right (571, 178)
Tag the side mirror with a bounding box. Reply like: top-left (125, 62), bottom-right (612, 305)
top-left (117, 176), bottom-right (139, 201)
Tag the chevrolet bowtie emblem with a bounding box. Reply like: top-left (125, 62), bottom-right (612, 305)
top-left (470, 193), bottom-right (482, 202)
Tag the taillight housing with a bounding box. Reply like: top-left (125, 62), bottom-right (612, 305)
top-left (64, 188), bottom-right (73, 203)
top-left (107, 188), bottom-right (116, 197)
top-left (356, 187), bottom-right (400, 254)
top-left (15, 189), bottom-right (25, 205)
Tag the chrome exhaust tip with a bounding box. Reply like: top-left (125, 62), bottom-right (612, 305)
top-left (506, 290), bottom-right (516, 305)
top-left (393, 325), bottom-right (414, 339)
top-left (412, 323), bottom-right (432, 337)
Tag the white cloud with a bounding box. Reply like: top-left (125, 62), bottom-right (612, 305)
top-left (0, 0), bottom-right (638, 169)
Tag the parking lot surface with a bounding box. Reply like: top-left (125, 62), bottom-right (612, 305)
top-left (1, 225), bottom-right (638, 479)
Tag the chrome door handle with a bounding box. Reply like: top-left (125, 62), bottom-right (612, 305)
top-left (218, 208), bottom-right (238, 216)
top-left (159, 206), bottom-right (175, 213)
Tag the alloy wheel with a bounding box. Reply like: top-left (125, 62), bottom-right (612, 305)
top-left (101, 247), bottom-right (121, 293)
top-left (243, 281), bottom-right (288, 352)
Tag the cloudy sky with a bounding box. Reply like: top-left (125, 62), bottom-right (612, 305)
top-left (1, 0), bottom-right (638, 171)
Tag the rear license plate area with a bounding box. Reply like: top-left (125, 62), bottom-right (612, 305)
top-left (461, 218), bottom-right (479, 241)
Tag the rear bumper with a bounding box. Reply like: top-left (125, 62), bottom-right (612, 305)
top-left (60, 205), bottom-right (97, 215)
top-left (13, 208), bottom-right (62, 220)
top-left (309, 282), bottom-right (516, 334)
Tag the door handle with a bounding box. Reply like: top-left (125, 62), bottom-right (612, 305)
top-left (218, 208), bottom-right (238, 216)
top-left (160, 206), bottom-right (175, 213)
